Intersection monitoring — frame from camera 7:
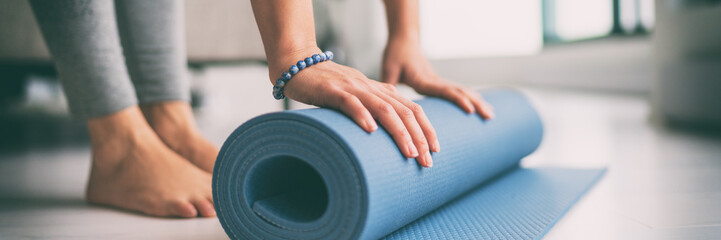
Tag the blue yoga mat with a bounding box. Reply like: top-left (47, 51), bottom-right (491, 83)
top-left (213, 89), bottom-right (604, 240)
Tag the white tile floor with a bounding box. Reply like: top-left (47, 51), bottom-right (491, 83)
top-left (1, 64), bottom-right (720, 239)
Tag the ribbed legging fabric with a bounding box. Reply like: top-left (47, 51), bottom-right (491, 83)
top-left (29, 0), bottom-right (189, 119)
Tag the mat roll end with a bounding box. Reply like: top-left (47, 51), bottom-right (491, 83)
top-left (213, 111), bottom-right (369, 240)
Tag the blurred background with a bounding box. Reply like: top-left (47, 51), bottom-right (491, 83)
top-left (1, 0), bottom-right (720, 239)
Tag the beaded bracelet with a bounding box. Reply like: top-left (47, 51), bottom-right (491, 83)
top-left (273, 51), bottom-right (334, 100)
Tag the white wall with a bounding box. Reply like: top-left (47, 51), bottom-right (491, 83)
top-left (419, 1), bottom-right (543, 59)
top-left (326, 0), bottom-right (544, 78)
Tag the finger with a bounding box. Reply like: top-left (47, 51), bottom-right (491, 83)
top-left (380, 87), bottom-right (440, 153)
top-left (436, 87), bottom-right (474, 113)
top-left (375, 91), bottom-right (433, 167)
top-left (328, 91), bottom-right (378, 132)
top-left (382, 64), bottom-right (401, 85)
top-left (462, 89), bottom-right (495, 119)
top-left (415, 81), bottom-right (475, 114)
top-left (357, 92), bottom-right (419, 159)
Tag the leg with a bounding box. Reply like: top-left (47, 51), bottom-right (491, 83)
top-left (29, 0), bottom-right (215, 218)
top-left (114, 0), bottom-right (219, 173)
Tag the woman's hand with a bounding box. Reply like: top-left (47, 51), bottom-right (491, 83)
top-left (251, 0), bottom-right (437, 167)
top-left (269, 47), bottom-right (439, 167)
top-left (382, 38), bottom-right (495, 119)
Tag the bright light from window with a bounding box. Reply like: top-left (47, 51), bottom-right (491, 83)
top-left (419, 0), bottom-right (543, 59)
top-left (639, 0), bottom-right (655, 30)
top-left (554, 0), bottom-right (613, 40)
top-left (620, 0), bottom-right (638, 33)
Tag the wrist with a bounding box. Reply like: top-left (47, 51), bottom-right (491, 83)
top-left (388, 33), bottom-right (420, 49)
top-left (266, 45), bottom-right (322, 84)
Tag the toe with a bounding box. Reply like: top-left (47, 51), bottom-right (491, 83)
top-left (192, 198), bottom-right (216, 217)
top-left (168, 200), bottom-right (198, 218)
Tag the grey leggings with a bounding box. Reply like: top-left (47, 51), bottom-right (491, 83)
top-left (30, 0), bottom-right (189, 119)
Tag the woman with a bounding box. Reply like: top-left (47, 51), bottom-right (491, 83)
top-left (30, 0), bottom-right (493, 218)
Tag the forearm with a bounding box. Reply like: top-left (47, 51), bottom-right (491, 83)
top-left (383, 0), bottom-right (420, 43)
top-left (250, 0), bottom-right (321, 83)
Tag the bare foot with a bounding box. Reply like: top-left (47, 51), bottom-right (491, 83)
top-left (86, 106), bottom-right (216, 218)
top-left (141, 101), bottom-right (219, 173)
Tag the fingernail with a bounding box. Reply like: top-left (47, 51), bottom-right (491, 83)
top-left (433, 139), bottom-right (441, 152)
top-left (467, 101), bottom-right (476, 113)
top-left (424, 151), bottom-right (433, 167)
top-left (407, 143), bottom-right (419, 157)
top-left (365, 119), bottom-right (378, 132)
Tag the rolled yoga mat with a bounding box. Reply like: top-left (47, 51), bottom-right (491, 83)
top-left (213, 89), bottom-right (605, 240)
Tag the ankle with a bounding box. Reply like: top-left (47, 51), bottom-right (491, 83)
top-left (140, 101), bottom-right (198, 135)
top-left (87, 106), bottom-right (154, 140)
top-left (86, 106), bottom-right (156, 162)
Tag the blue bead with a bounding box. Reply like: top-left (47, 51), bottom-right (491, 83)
top-left (274, 92), bottom-right (284, 100)
top-left (296, 60), bottom-right (306, 70)
top-left (319, 52), bottom-right (327, 62)
top-left (273, 86), bottom-right (284, 100)
top-left (272, 86), bottom-right (280, 98)
top-left (326, 51), bottom-right (334, 60)
top-left (312, 54), bottom-right (321, 63)
top-left (276, 78), bottom-right (285, 88)
top-left (289, 65), bottom-right (299, 75)
top-left (282, 71), bottom-right (292, 80)
top-left (305, 57), bottom-right (314, 66)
